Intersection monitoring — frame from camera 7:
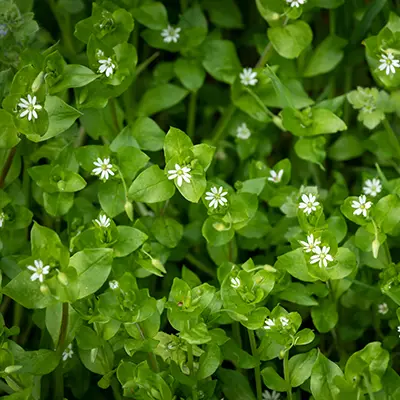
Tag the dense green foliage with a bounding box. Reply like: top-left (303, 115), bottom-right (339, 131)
top-left (1, 0), bottom-right (400, 399)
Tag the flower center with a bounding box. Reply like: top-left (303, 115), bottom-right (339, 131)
top-left (360, 204), bottom-right (365, 209)
top-left (320, 254), bottom-right (326, 259)
top-left (101, 164), bottom-right (108, 171)
top-left (307, 202), bottom-right (313, 208)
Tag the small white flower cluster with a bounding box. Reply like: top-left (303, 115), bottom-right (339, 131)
top-left (167, 164), bottom-right (192, 187)
top-left (230, 277), bottom-right (241, 289)
top-left (298, 193), bottom-right (320, 215)
top-left (98, 57), bottom-right (116, 77)
top-left (62, 343), bottom-right (74, 361)
top-left (264, 316), bottom-right (289, 330)
top-left (109, 280), bottom-right (119, 290)
top-left (240, 68), bottom-right (258, 86)
top-left (352, 194), bottom-right (372, 217)
top-left (286, 0), bottom-right (306, 8)
top-left (92, 157), bottom-right (115, 181)
top-left (94, 214), bottom-right (111, 228)
top-left (205, 186), bottom-right (228, 209)
top-left (27, 259), bottom-right (50, 283)
top-left (300, 234), bottom-right (334, 268)
top-left (161, 25), bottom-right (181, 43)
top-left (262, 389), bottom-right (281, 400)
top-left (363, 178), bottom-right (382, 197)
top-left (268, 169), bottom-right (284, 184)
top-left (18, 94), bottom-right (42, 121)
top-left (378, 52), bottom-right (400, 76)
top-left (397, 326), bottom-right (400, 338)
top-left (236, 123), bottom-right (251, 140)
top-left (0, 211), bottom-right (5, 228)
top-left (378, 302), bottom-right (388, 315)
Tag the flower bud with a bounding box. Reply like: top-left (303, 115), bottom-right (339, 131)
top-left (4, 365), bottom-right (22, 374)
top-left (151, 258), bottom-right (165, 273)
top-left (57, 180), bottom-right (66, 191)
top-left (40, 284), bottom-right (50, 296)
top-left (31, 71), bottom-right (44, 93)
top-left (57, 271), bottom-right (69, 286)
top-left (372, 238), bottom-right (380, 259)
top-left (213, 222), bottom-right (227, 232)
top-left (272, 116), bottom-right (284, 131)
top-left (124, 201), bottom-right (134, 221)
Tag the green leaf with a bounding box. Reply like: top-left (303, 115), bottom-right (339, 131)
top-left (328, 134), bottom-right (365, 161)
top-left (218, 368), bottom-right (256, 400)
top-left (0, 110), bottom-right (20, 148)
top-left (128, 165), bottom-right (176, 203)
top-left (268, 21), bottom-right (313, 59)
top-left (50, 65), bottom-right (98, 94)
top-left (311, 352), bottom-right (343, 400)
top-left (98, 180), bottom-right (125, 218)
top-left (164, 127), bottom-right (193, 162)
top-left (136, 84), bottom-right (189, 117)
top-left (114, 226), bottom-right (148, 258)
top-left (197, 344), bottom-right (221, 380)
top-left (304, 35), bottom-right (348, 77)
top-left (221, 339), bottom-right (257, 369)
top-left (174, 58), bottom-right (206, 92)
top-left (69, 249), bottom-right (113, 299)
top-left (11, 345), bottom-right (58, 375)
top-left (151, 217), bottom-right (183, 249)
top-left (373, 194), bottom-right (400, 234)
top-left (131, 2), bottom-right (168, 30)
top-left (203, 0), bottom-right (243, 28)
top-left (295, 136), bottom-right (326, 167)
top-left (261, 366), bottom-right (288, 391)
top-left (289, 349), bottom-right (318, 387)
top-left (311, 298), bottom-right (338, 333)
top-left (202, 40), bottom-right (242, 84)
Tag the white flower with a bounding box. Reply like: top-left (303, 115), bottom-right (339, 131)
top-left (0, 212), bottom-right (5, 228)
top-left (298, 193), bottom-right (320, 215)
top-left (268, 169), bottom-right (284, 183)
top-left (96, 49), bottom-right (104, 58)
top-left (92, 157), bottom-right (115, 181)
top-left (397, 326), bottom-right (400, 337)
top-left (161, 25), bottom-right (181, 43)
top-left (286, 0), bottom-right (306, 7)
top-left (378, 52), bottom-right (400, 76)
top-left (18, 94), bottom-right (42, 121)
top-left (240, 68), bottom-right (258, 86)
top-left (378, 303), bottom-right (388, 315)
top-left (27, 259), bottom-right (50, 283)
top-left (262, 390), bottom-right (280, 400)
top-left (352, 195), bottom-right (372, 217)
top-left (62, 344), bottom-right (74, 361)
top-left (98, 57), bottom-right (116, 77)
top-left (167, 164), bottom-right (191, 187)
top-left (109, 280), bottom-right (119, 290)
top-left (280, 316), bottom-right (289, 327)
top-left (363, 178), bottom-right (382, 197)
top-left (264, 318), bottom-right (276, 330)
top-left (230, 277), bottom-right (241, 289)
top-left (299, 234), bottom-right (321, 253)
top-left (236, 123), bottom-right (251, 140)
top-left (205, 186), bottom-right (228, 209)
top-left (94, 214), bottom-right (111, 228)
top-left (310, 246), bottom-right (334, 268)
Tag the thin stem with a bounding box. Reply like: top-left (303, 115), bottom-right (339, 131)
top-left (363, 374), bottom-right (376, 400)
top-left (255, 42), bottom-right (273, 68)
top-left (382, 118), bottom-right (400, 161)
top-left (187, 338), bottom-right (198, 400)
top-left (210, 104), bottom-right (236, 146)
top-left (12, 303), bottom-right (23, 342)
top-left (187, 91), bottom-right (197, 138)
top-left (135, 323), bottom-right (159, 372)
top-left (0, 147), bottom-right (17, 188)
top-left (383, 240), bottom-right (392, 264)
top-left (110, 98), bottom-right (122, 133)
top-left (283, 352), bottom-right (293, 400)
top-left (329, 9), bottom-right (336, 35)
top-left (184, 253), bottom-right (216, 278)
top-left (135, 52), bottom-right (160, 78)
top-left (343, 66), bottom-right (353, 124)
top-left (111, 378), bottom-right (122, 400)
top-left (248, 329), bottom-right (262, 400)
top-left (54, 303), bottom-right (69, 400)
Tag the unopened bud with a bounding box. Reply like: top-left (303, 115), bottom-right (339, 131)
top-left (57, 271), bottom-right (69, 286)
top-left (372, 239), bottom-right (380, 259)
top-left (40, 284), bottom-right (50, 295)
top-left (263, 264), bottom-right (277, 272)
top-left (213, 222), bottom-right (227, 232)
top-left (124, 201), bottom-right (133, 221)
top-left (31, 71), bottom-right (44, 92)
top-left (5, 365), bottom-right (22, 374)
top-left (272, 116), bottom-right (284, 131)
top-left (151, 258), bottom-right (165, 273)
top-left (57, 180), bottom-right (66, 191)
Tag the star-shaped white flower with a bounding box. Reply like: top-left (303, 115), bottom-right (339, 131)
top-left (92, 158), bottom-right (115, 181)
top-left (397, 326), bottom-right (400, 337)
top-left (236, 123), bottom-right (251, 140)
top-left (363, 178), bottom-right (382, 197)
top-left (264, 318), bottom-right (276, 330)
top-left (109, 280), bottom-right (119, 290)
top-left (27, 259), bottom-right (50, 283)
top-left (298, 193), bottom-right (320, 215)
top-left (310, 246), bottom-right (334, 268)
top-left (230, 277), bottom-right (241, 289)
top-left (268, 169), bottom-right (284, 183)
top-left (98, 57), bottom-right (116, 77)
top-left (262, 390), bottom-right (280, 400)
top-left (299, 233), bottom-right (321, 253)
top-left (240, 68), bottom-right (258, 86)
top-left (161, 25), bottom-right (181, 43)
top-left (378, 52), bottom-right (400, 76)
top-left (0, 211), bottom-right (5, 228)
top-left (62, 344), bottom-right (74, 361)
top-left (167, 164), bottom-right (191, 187)
top-left (94, 214), bottom-right (111, 228)
top-left (352, 194), bottom-right (372, 217)
top-left (205, 186), bottom-right (228, 209)
top-left (18, 94), bottom-right (42, 121)
top-left (280, 316), bottom-right (289, 327)
top-left (378, 303), bottom-right (388, 315)
top-left (286, 0), bottom-right (306, 7)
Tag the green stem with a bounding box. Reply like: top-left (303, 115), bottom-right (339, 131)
top-left (135, 52), bottom-right (160, 78)
top-left (187, 91), bottom-right (197, 139)
top-left (382, 118), bottom-right (400, 161)
top-left (186, 327), bottom-right (198, 400)
top-left (210, 104), bottom-right (236, 145)
top-left (363, 374), bottom-right (376, 400)
top-left (110, 98), bottom-right (122, 133)
top-left (0, 380), bottom-right (13, 394)
top-left (329, 9), bottom-right (336, 35)
top-left (255, 42), bottom-right (273, 68)
top-left (111, 378), bottom-right (122, 400)
top-left (343, 66), bottom-right (353, 124)
top-left (248, 329), bottom-right (262, 400)
top-left (283, 352), bottom-right (293, 400)
top-left (12, 303), bottom-right (23, 342)
top-left (184, 253), bottom-right (216, 278)
top-left (54, 303), bottom-right (69, 400)
top-left (0, 147), bottom-right (17, 189)
top-left (383, 240), bottom-right (392, 264)
top-left (135, 323), bottom-right (159, 372)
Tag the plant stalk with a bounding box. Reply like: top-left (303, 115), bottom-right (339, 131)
top-left (184, 253), bottom-right (216, 278)
top-left (283, 351), bottom-right (293, 400)
top-left (248, 329), bottom-right (262, 400)
top-left (54, 303), bottom-right (69, 400)
top-left (382, 118), bottom-right (400, 161)
top-left (135, 323), bottom-right (159, 372)
top-left (0, 147), bottom-right (17, 189)
top-left (187, 91), bottom-right (197, 139)
top-left (363, 374), bottom-right (376, 400)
